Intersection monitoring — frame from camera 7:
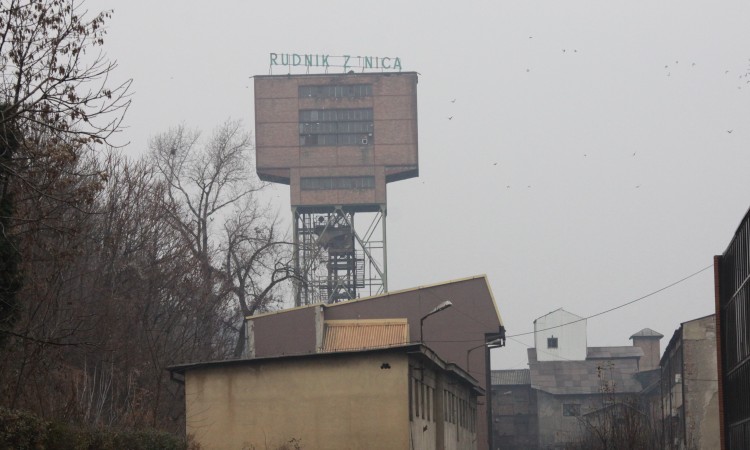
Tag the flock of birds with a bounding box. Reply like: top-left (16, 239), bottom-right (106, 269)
top-left (438, 39), bottom-right (749, 192)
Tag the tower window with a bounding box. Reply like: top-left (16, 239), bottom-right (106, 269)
top-left (301, 176), bottom-right (375, 191)
top-left (547, 336), bottom-right (558, 349)
top-left (299, 108), bottom-right (374, 147)
top-left (563, 403), bottom-right (580, 416)
top-left (299, 84), bottom-right (372, 99)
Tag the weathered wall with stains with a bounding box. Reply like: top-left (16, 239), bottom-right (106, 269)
top-left (682, 315), bottom-right (720, 450)
top-left (185, 351), bottom-right (409, 450)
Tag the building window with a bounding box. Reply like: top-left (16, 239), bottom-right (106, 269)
top-left (547, 336), bottom-right (558, 349)
top-left (299, 84), bottom-right (372, 99)
top-left (300, 176), bottom-right (375, 191)
top-left (420, 382), bottom-right (425, 420)
top-left (563, 403), bottom-right (581, 416)
top-left (299, 108), bottom-right (374, 147)
top-left (414, 378), bottom-right (420, 418)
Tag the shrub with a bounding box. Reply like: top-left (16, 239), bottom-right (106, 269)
top-left (0, 407), bottom-right (188, 450)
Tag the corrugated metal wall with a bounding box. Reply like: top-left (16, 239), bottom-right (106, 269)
top-left (718, 208), bottom-right (750, 450)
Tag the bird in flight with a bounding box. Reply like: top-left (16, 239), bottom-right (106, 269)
top-left (727, 130), bottom-right (733, 134)
top-left (448, 116), bottom-right (453, 120)
top-left (451, 99), bottom-right (456, 103)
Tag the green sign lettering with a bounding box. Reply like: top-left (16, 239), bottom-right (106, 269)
top-left (268, 53), bottom-right (403, 73)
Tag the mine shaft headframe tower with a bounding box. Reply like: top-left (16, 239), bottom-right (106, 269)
top-left (254, 72), bottom-right (419, 306)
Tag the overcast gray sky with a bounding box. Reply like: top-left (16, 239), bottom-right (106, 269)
top-left (90, 0), bottom-right (750, 369)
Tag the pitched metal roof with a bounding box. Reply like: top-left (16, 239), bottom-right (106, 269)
top-left (491, 369), bottom-right (530, 386)
top-left (323, 319), bottom-right (409, 352)
top-left (629, 328), bottom-right (664, 339)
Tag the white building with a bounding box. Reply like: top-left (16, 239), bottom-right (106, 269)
top-left (533, 308), bottom-right (587, 361)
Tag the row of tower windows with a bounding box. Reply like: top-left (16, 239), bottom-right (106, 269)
top-left (300, 108), bottom-right (373, 122)
top-left (300, 176), bottom-right (375, 191)
top-left (299, 84), bottom-right (372, 99)
top-left (300, 109), bottom-right (374, 147)
top-left (299, 121), bottom-right (373, 134)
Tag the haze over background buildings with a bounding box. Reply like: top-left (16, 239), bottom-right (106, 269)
top-left (89, 0), bottom-right (750, 371)
top-left (3, 1), bottom-right (750, 449)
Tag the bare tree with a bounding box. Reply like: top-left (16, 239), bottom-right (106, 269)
top-left (0, 149), bottom-right (235, 431)
top-left (566, 363), bottom-right (661, 450)
top-left (150, 120), bottom-right (298, 357)
top-left (0, 0), bottom-right (131, 143)
top-left (0, 118), bottom-right (297, 431)
top-left (0, 0), bottom-right (130, 340)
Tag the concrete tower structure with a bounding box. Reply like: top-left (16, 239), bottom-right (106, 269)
top-left (254, 72), bottom-right (418, 305)
top-left (630, 328), bottom-right (664, 371)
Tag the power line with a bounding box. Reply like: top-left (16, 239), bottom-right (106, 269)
top-left (507, 336), bottom-right (579, 362)
top-left (507, 264), bottom-right (713, 338)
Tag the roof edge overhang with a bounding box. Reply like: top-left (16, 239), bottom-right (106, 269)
top-left (168, 343), bottom-right (421, 375)
top-left (167, 343), bottom-right (483, 394)
top-left (244, 274), bottom-right (499, 322)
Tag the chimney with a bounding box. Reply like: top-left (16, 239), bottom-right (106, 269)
top-left (630, 328), bottom-right (664, 371)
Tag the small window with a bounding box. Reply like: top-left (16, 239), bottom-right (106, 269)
top-left (420, 382), bottom-right (425, 420)
top-left (547, 336), bottom-right (558, 349)
top-left (415, 379), bottom-right (420, 418)
top-left (426, 386), bottom-right (431, 421)
top-left (563, 403), bottom-right (581, 416)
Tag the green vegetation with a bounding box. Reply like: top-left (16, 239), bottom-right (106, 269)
top-left (0, 408), bottom-right (191, 450)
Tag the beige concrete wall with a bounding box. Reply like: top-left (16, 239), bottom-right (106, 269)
top-left (185, 353), bottom-right (409, 450)
top-left (683, 316), bottom-right (720, 450)
top-left (632, 337), bottom-right (661, 371)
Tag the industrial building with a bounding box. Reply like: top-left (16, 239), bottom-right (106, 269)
top-left (172, 276), bottom-right (505, 449)
top-left (714, 205), bottom-right (750, 450)
top-left (491, 309), bottom-right (663, 449)
top-left (170, 344), bottom-right (481, 450)
top-left (254, 71), bottom-right (418, 305)
top-left (660, 314), bottom-right (720, 450)
top-left (169, 70), bottom-right (509, 449)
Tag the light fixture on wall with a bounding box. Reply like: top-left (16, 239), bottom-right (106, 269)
top-left (466, 337), bottom-right (505, 372)
top-left (419, 300), bottom-right (453, 342)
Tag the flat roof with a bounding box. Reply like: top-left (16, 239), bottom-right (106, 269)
top-left (168, 343), bottom-right (484, 395)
